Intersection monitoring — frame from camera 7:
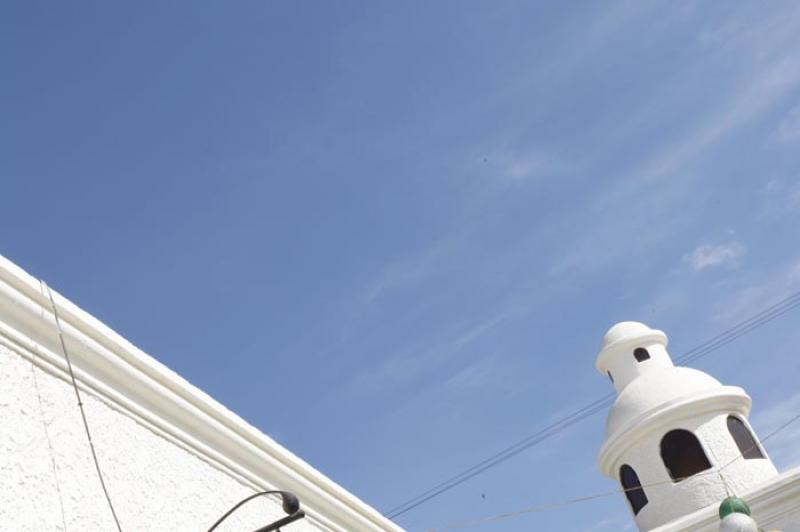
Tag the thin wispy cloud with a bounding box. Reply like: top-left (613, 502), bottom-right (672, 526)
top-left (618, 7), bottom-right (800, 187)
top-left (711, 255), bottom-right (800, 324)
top-left (682, 242), bottom-right (746, 272)
top-left (498, 151), bottom-right (556, 183)
top-left (491, 0), bottom-right (669, 108)
top-left (364, 242), bottom-right (453, 304)
top-left (457, 148), bottom-right (563, 203)
top-left (8, 3), bottom-right (800, 532)
top-left (349, 311), bottom-right (511, 396)
top-left (548, 7), bottom-right (800, 278)
top-left (451, 311), bottom-right (511, 352)
top-left (444, 355), bottom-right (498, 393)
top-left (775, 104), bottom-right (800, 144)
top-left (761, 178), bottom-right (800, 219)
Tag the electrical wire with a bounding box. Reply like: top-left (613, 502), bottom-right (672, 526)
top-left (719, 410), bottom-right (800, 473)
top-left (423, 406), bottom-right (800, 531)
top-left (422, 468), bottom-right (725, 531)
top-left (29, 344), bottom-right (69, 532)
top-left (43, 282), bottom-right (123, 532)
top-left (384, 394), bottom-right (615, 518)
top-left (676, 292), bottom-right (800, 366)
top-left (385, 289), bottom-right (800, 520)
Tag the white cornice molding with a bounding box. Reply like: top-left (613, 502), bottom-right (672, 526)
top-left (652, 466), bottom-right (800, 531)
top-left (0, 256), bottom-right (403, 532)
top-left (598, 390), bottom-right (751, 476)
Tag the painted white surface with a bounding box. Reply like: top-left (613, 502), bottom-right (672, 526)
top-left (1, 343), bottom-right (304, 532)
top-left (605, 366), bottom-right (725, 437)
top-left (653, 467), bottom-right (800, 532)
top-left (596, 322), bottom-right (780, 532)
top-left (596, 321), bottom-right (670, 393)
top-left (0, 256), bottom-right (402, 532)
top-left (718, 513), bottom-right (758, 532)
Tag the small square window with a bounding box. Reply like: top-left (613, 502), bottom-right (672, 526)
top-left (634, 348), bottom-right (650, 362)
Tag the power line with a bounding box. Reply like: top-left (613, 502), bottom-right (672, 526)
top-left (679, 293), bottom-right (800, 366)
top-left (43, 282), bottom-right (123, 532)
top-left (719, 409), bottom-right (800, 472)
top-left (423, 406), bottom-right (800, 531)
top-left (29, 345), bottom-right (69, 531)
top-left (385, 289), bottom-right (800, 520)
top-left (674, 291), bottom-right (800, 366)
top-left (384, 394), bottom-right (615, 518)
top-left (423, 472), bottom-right (714, 532)
top-left (387, 398), bottom-right (615, 519)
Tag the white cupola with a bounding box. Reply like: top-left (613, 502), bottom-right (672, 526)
top-left (596, 322), bottom-right (778, 531)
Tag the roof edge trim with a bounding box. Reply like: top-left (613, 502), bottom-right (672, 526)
top-left (0, 255), bottom-right (401, 532)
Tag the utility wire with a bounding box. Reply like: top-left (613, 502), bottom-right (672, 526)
top-left (386, 289), bottom-right (800, 520)
top-left (679, 293), bottom-right (800, 366)
top-left (43, 282), bottom-right (123, 532)
top-left (386, 397), bottom-right (614, 519)
top-left (29, 346), bottom-right (69, 532)
top-left (385, 394), bottom-right (615, 518)
top-left (719, 409), bottom-right (800, 472)
top-left (423, 406), bottom-right (800, 531)
top-left (423, 468), bottom-right (724, 531)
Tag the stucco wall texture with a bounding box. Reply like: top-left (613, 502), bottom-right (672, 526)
top-left (620, 410), bottom-right (777, 531)
top-left (0, 344), bottom-right (320, 532)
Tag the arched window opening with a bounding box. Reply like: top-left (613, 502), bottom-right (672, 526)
top-left (634, 347), bottom-right (650, 362)
top-left (620, 464), bottom-right (648, 515)
top-left (660, 429), bottom-right (712, 482)
top-left (727, 416), bottom-right (765, 460)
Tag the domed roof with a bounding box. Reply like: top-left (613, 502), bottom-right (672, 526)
top-left (596, 321), bottom-right (667, 373)
top-left (606, 366), bottom-right (725, 436)
top-left (601, 321), bottom-right (657, 349)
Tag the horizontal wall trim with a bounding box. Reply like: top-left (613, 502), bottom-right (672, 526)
top-left (598, 390), bottom-right (751, 476)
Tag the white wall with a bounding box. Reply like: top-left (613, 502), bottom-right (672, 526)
top-left (618, 410), bottom-right (777, 531)
top-left (0, 256), bottom-right (402, 532)
top-left (1, 343), bottom-right (307, 532)
top-left (652, 467), bottom-right (800, 532)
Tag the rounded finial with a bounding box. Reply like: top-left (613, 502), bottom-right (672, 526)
top-left (718, 496), bottom-right (751, 519)
top-left (596, 321), bottom-right (668, 374)
top-left (601, 322), bottom-right (656, 351)
top-left (719, 512), bottom-right (758, 532)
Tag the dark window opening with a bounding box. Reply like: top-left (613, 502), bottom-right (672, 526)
top-left (607, 371), bottom-right (614, 383)
top-left (634, 347), bottom-right (651, 362)
top-left (727, 416), bottom-right (765, 460)
top-left (660, 429), bottom-right (712, 482)
top-left (620, 464), bottom-right (648, 515)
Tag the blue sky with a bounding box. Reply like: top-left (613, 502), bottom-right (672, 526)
top-left (3, 2), bottom-right (800, 531)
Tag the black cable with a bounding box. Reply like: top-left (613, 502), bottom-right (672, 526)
top-left (29, 346), bottom-right (69, 531)
top-left (678, 295), bottom-right (800, 366)
top-left (207, 490), bottom-right (303, 532)
top-left (384, 394), bottom-right (615, 518)
top-left (386, 399), bottom-right (613, 519)
top-left (385, 289), bottom-right (800, 520)
top-left (44, 282), bottom-right (123, 531)
top-left (423, 407), bottom-right (800, 531)
top-left (673, 291), bottom-right (800, 362)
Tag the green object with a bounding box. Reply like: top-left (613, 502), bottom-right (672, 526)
top-left (719, 497), bottom-right (751, 519)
